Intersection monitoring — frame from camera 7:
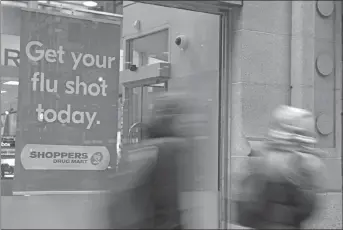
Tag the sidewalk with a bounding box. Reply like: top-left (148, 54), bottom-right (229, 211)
top-left (1, 194), bottom-right (112, 229)
top-left (1, 179), bottom-right (13, 196)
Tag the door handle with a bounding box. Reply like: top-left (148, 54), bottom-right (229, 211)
top-left (128, 122), bottom-right (145, 144)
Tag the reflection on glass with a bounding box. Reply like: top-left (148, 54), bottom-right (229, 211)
top-left (1, 77), bottom-right (18, 180)
top-left (36, 1), bottom-right (123, 22)
top-left (126, 29), bottom-right (169, 69)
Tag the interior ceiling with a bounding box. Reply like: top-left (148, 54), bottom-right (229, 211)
top-left (1, 1), bottom-right (122, 14)
top-left (60, 1), bottom-right (122, 13)
top-left (62, 1), bottom-right (84, 5)
top-left (132, 30), bottom-right (169, 61)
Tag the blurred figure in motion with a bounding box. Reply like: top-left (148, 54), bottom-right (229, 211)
top-left (108, 91), bottom-right (205, 229)
top-left (235, 105), bottom-right (325, 229)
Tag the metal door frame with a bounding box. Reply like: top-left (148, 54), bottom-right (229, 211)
top-left (218, 12), bottom-right (232, 228)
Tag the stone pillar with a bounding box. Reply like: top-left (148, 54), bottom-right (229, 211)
top-left (290, 1), bottom-right (316, 111)
top-left (290, 1), bottom-right (340, 148)
top-left (290, 1), bottom-right (342, 228)
top-left (229, 0), bottom-right (293, 224)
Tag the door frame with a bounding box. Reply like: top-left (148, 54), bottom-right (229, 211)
top-left (218, 12), bottom-right (232, 228)
top-left (121, 3), bottom-right (236, 228)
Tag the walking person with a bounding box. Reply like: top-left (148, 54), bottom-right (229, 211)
top-left (108, 91), bottom-right (203, 229)
top-left (235, 105), bottom-right (326, 229)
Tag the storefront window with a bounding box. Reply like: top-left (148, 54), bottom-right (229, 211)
top-left (0, 1), bottom-right (124, 190)
top-left (1, 2), bottom-right (22, 181)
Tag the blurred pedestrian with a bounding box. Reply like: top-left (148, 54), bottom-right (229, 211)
top-left (108, 91), bottom-right (203, 229)
top-left (235, 105), bottom-right (325, 229)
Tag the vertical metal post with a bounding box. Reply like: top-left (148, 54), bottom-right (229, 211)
top-left (218, 10), bottom-right (231, 229)
top-left (122, 87), bottom-right (132, 144)
top-left (0, 0), bottom-right (3, 228)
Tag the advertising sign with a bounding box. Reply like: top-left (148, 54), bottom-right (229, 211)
top-left (13, 9), bottom-right (120, 192)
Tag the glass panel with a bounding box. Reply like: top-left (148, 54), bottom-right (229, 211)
top-left (144, 82), bottom-right (167, 116)
top-left (126, 82), bottom-right (168, 144)
top-left (127, 86), bottom-right (142, 143)
top-left (126, 29), bottom-right (169, 69)
top-left (132, 86), bottom-right (143, 125)
top-left (1, 77), bottom-right (18, 180)
top-left (1, 3), bottom-right (21, 182)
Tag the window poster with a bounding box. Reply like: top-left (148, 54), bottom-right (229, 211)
top-left (13, 9), bottom-right (120, 193)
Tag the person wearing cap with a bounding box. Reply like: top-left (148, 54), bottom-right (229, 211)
top-left (235, 105), bottom-right (325, 229)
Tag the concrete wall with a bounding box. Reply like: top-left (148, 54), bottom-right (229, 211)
top-left (230, 1), bottom-right (342, 229)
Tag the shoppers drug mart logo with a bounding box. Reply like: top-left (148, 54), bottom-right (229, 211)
top-left (20, 144), bottom-right (110, 170)
top-left (90, 152), bottom-right (104, 166)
